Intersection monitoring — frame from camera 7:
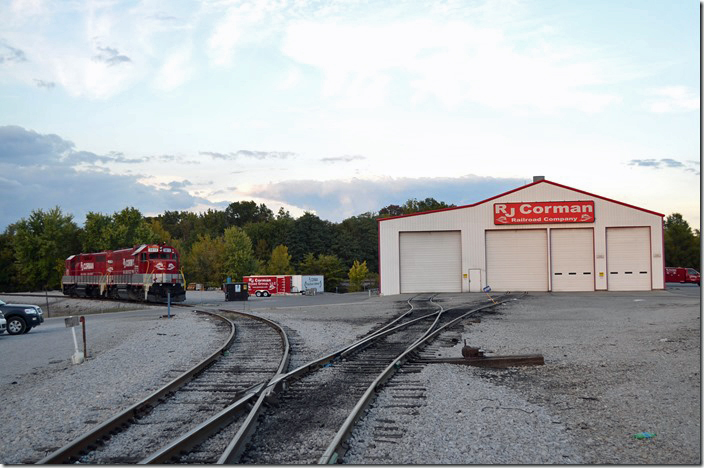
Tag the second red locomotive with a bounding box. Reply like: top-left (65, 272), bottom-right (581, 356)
top-left (62, 244), bottom-right (186, 302)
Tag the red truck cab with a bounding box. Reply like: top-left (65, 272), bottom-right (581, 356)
top-left (665, 267), bottom-right (700, 285)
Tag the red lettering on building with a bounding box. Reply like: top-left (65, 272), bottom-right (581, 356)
top-left (494, 201), bottom-right (595, 225)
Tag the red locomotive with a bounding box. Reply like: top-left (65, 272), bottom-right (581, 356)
top-left (62, 244), bottom-right (186, 302)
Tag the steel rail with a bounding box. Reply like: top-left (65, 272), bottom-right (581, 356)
top-left (214, 308), bottom-right (292, 464)
top-left (216, 296), bottom-right (447, 464)
top-left (136, 308), bottom-right (291, 464)
top-left (365, 294), bottom-right (430, 337)
top-left (36, 309), bottom-right (236, 465)
top-left (137, 384), bottom-right (264, 464)
top-left (263, 297), bottom-right (446, 394)
top-left (318, 295), bottom-right (519, 464)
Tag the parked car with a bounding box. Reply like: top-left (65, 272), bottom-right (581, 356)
top-left (665, 267), bottom-right (700, 286)
top-left (0, 311), bottom-right (6, 334)
top-left (0, 299), bottom-right (44, 335)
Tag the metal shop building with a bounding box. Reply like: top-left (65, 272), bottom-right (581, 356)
top-left (378, 177), bottom-right (665, 295)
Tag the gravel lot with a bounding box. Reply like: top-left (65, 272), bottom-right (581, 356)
top-left (0, 290), bottom-right (699, 464)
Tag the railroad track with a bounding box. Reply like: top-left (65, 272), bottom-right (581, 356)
top-left (37, 309), bottom-right (289, 464)
top-left (36, 293), bottom-right (520, 464)
top-left (225, 293), bottom-right (520, 464)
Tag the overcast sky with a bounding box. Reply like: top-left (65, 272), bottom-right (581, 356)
top-left (0, 0), bottom-right (699, 231)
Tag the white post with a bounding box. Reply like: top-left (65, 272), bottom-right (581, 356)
top-left (71, 327), bottom-right (84, 364)
top-left (66, 316), bottom-right (85, 365)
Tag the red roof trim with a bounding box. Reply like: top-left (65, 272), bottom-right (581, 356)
top-left (377, 179), bottom-right (664, 222)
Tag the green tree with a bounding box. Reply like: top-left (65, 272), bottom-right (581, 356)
top-left (225, 201), bottom-right (274, 227)
top-left (148, 219), bottom-right (174, 244)
top-left (223, 227), bottom-right (258, 282)
top-left (108, 207), bottom-right (157, 249)
top-left (377, 204), bottom-right (404, 218)
top-left (244, 217), bottom-right (294, 263)
top-left (0, 226), bottom-right (18, 291)
top-left (82, 207), bottom-right (156, 251)
top-left (664, 213), bottom-right (700, 269)
top-left (254, 238), bottom-right (270, 264)
top-left (288, 213), bottom-right (335, 265)
top-left (267, 245), bottom-right (295, 275)
top-left (402, 197), bottom-right (454, 214)
top-left (182, 234), bottom-right (225, 288)
top-left (13, 207), bottom-right (80, 290)
top-left (198, 209), bottom-right (228, 239)
top-left (348, 259), bottom-right (369, 292)
top-left (81, 212), bottom-right (113, 251)
top-left (333, 213), bottom-right (379, 273)
top-left (155, 210), bottom-right (200, 250)
top-left (276, 207), bottom-right (293, 220)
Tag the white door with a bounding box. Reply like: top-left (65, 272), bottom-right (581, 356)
top-left (486, 230), bottom-right (548, 291)
top-left (399, 231), bottom-right (462, 293)
top-left (551, 229), bottom-right (595, 291)
top-left (469, 269), bottom-right (482, 292)
top-left (606, 227), bottom-right (651, 291)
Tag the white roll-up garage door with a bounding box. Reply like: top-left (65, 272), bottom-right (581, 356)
top-left (486, 230), bottom-right (548, 291)
top-left (551, 228), bottom-right (594, 291)
top-left (606, 227), bottom-right (651, 291)
top-left (399, 231), bottom-right (461, 293)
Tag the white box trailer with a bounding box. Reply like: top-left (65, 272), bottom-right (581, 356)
top-left (291, 275), bottom-right (325, 293)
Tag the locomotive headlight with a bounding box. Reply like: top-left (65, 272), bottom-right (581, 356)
top-left (24, 308), bottom-right (38, 315)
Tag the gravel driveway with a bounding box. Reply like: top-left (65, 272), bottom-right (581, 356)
top-left (345, 291), bottom-right (701, 464)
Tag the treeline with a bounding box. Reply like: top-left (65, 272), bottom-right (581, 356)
top-left (1, 203), bottom-right (695, 294)
top-left (0, 198), bottom-right (454, 293)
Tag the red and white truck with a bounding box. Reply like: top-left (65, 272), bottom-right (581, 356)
top-left (665, 267), bottom-right (700, 285)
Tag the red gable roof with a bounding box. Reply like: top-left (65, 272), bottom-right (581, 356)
top-left (377, 179), bottom-right (665, 222)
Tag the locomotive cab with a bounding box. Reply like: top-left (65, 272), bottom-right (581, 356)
top-left (133, 244), bottom-right (186, 302)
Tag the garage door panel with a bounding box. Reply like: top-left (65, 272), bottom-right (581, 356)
top-left (607, 227), bottom-right (651, 291)
top-left (400, 231), bottom-right (461, 293)
top-left (551, 229), bottom-right (594, 291)
top-left (486, 230), bottom-right (548, 291)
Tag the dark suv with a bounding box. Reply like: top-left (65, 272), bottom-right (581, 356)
top-left (0, 299), bottom-right (44, 335)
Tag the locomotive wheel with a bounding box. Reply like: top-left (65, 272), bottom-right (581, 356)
top-left (7, 317), bottom-right (27, 335)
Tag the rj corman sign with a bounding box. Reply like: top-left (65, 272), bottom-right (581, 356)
top-left (494, 201), bottom-right (595, 225)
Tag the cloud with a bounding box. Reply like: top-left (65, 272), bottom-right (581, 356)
top-left (646, 86), bottom-right (699, 113)
top-left (282, 16), bottom-right (622, 113)
top-left (34, 79), bottom-right (56, 89)
top-left (0, 126), bottom-right (206, 229)
top-left (246, 174), bottom-right (525, 221)
top-left (154, 47), bottom-right (193, 91)
top-left (321, 155), bottom-right (366, 163)
top-left (167, 180), bottom-right (192, 189)
top-left (92, 46), bottom-right (131, 66)
top-left (0, 41), bottom-right (26, 63)
top-left (200, 150), bottom-right (297, 160)
top-left (628, 158), bottom-right (699, 175)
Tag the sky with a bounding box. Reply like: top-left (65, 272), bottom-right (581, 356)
top-left (0, 0), bottom-right (700, 231)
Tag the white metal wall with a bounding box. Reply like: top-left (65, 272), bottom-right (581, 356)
top-left (379, 181), bottom-right (664, 295)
